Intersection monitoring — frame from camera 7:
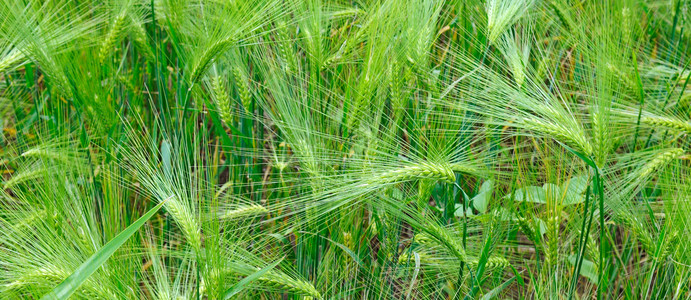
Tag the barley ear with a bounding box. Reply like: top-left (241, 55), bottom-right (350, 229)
top-left (641, 116), bottom-right (691, 135)
top-left (257, 269), bottom-right (322, 299)
top-left (222, 204), bottom-right (267, 220)
top-left (373, 162), bottom-right (456, 185)
top-left (211, 76), bottom-right (233, 125)
top-left (232, 67), bottom-right (252, 114)
top-left (99, 13), bottom-right (126, 63)
top-left (637, 148), bottom-right (685, 179)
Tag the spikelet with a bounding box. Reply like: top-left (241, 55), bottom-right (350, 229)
top-left (232, 67), bottom-right (252, 114)
top-left (637, 148), bottom-right (684, 179)
top-left (398, 250), bottom-right (509, 270)
top-left (413, 222), bottom-right (511, 272)
top-left (99, 13), bottom-right (126, 63)
top-left (221, 204), bottom-right (267, 220)
top-left (342, 232), bottom-right (354, 250)
top-left (523, 118), bottom-right (593, 155)
top-left (348, 76), bottom-right (373, 130)
top-left (322, 53), bottom-right (340, 69)
top-left (591, 111), bottom-right (614, 161)
top-left (450, 163), bottom-right (480, 175)
top-left (621, 7), bottom-right (633, 45)
top-left (389, 62), bottom-right (404, 117)
top-left (606, 62), bottom-right (636, 91)
top-left (211, 76), bottom-right (233, 125)
top-left (6, 266), bottom-right (69, 290)
top-left (658, 230), bottom-right (679, 261)
top-left (548, 0), bottom-right (572, 30)
top-left (275, 24), bottom-right (294, 74)
top-left (0, 48), bottom-right (24, 73)
top-left (165, 196), bottom-right (202, 251)
top-left (497, 30), bottom-right (528, 86)
top-left (398, 251), bottom-right (436, 265)
top-left (469, 255), bottom-right (510, 270)
top-left (641, 116), bottom-right (691, 135)
top-left (129, 16), bottom-right (153, 58)
top-left (516, 216), bottom-right (537, 241)
top-left (257, 269), bottom-right (322, 299)
top-left (7, 266), bottom-right (118, 298)
top-left (189, 36), bottom-right (237, 84)
top-left (372, 162), bottom-right (456, 185)
top-left (486, 0), bottom-right (535, 44)
top-left (3, 167), bottom-right (44, 190)
top-left (545, 215), bottom-right (559, 268)
top-left (418, 223), bottom-right (468, 261)
top-left (618, 215), bottom-right (655, 255)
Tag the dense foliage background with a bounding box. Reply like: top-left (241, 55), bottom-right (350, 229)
top-left (1, 0), bottom-right (690, 299)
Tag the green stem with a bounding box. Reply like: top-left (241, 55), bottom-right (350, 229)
top-left (568, 183), bottom-right (593, 300)
top-left (595, 168), bottom-right (606, 300)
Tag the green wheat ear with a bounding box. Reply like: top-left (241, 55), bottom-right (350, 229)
top-left (486, 0), bottom-right (535, 44)
top-left (641, 116), bottom-right (691, 135)
top-left (255, 270), bottom-right (322, 299)
top-left (637, 148), bottom-right (685, 179)
top-left (99, 13), bottom-right (126, 63)
top-left (233, 66), bottom-right (253, 114)
top-left (211, 76), bottom-right (233, 125)
top-left (371, 162), bottom-right (456, 185)
top-left (222, 204), bottom-right (268, 220)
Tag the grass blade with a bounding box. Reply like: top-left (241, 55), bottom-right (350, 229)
top-left (224, 258), bottom-right (283, 299)
top-left (40, 198), bottom-right (170, 300)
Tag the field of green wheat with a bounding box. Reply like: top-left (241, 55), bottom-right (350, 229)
top-left (1, 0), bottom-right (690, 299)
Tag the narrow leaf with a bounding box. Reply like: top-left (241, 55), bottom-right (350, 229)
top-left (41, 198), bottom-right (169, 300)
top-left (224, 258), bottom-right (283, 299)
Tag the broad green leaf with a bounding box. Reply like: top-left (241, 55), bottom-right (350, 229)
top-left (41, 198), bottom-right (169, 300)
top-left (471, 179), bottom-right (494, 213)
top-left (562, 176), bottom-right (589, 205)
top-left (508, 186), bottom-right (545, 203)
top-left (533, 217), bottom-right (547, 236)
top-left (567, 254), bottom-right (598, 283)
top-left (454, 204), bottom-right (475, 217)
top-left (542, 183), bottom-right (562, 204)
top-left (224, 258), bottom-right (283, 299)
